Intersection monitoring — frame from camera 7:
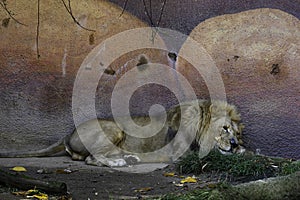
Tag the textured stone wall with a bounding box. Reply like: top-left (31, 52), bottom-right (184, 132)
top-left (0, 1), bottom-right (299, 159)
top-left (0, 0), bottom-right (170, 151)
top-left (177, 8), bottom-right (300, 158)
top-left (109, 0), bottom-right (300, 158)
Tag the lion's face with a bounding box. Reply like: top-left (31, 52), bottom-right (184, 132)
top-left (214, 118), bottom-right (245, 155)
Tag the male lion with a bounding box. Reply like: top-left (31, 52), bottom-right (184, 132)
top-left (0, 100), bottom-right (245, 167)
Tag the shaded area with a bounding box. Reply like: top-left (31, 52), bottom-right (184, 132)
top-left (109, 0), bottom-right (300, 34)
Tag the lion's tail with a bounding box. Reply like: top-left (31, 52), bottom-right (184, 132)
top-left (0, 137), bottom-right (66, 158)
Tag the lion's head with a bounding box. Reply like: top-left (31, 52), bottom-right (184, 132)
top-left (208, 101), bottom-right (245, 155)
top-left (168, 100), bottom-right (245, 159)
top-left (178, 100), bottom-right (246, 158)
top-left (214, 121), bottom-right (245, 155)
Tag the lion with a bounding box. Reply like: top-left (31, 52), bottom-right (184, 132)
top-left (0, 99), bottom-right (245, 167)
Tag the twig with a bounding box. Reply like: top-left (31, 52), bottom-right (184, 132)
top-left (119, 0), bottom-right (128, 17)
top-left (157, 0), bottom-right (167, 27)
top-left (0, 168), bottom-right (67, 194)
top-left (36, 0), bottom-right (40, 58)
top-left (141, 0), bottom-right (167, 27)
top-left (142, 0), bottom-right (154, 26)
top-left (60, 0), bottom-right (95, 32)
top-left (0, 0), bottom-right (27, 26)
top-left (149, 0), bottom-right (152, 21)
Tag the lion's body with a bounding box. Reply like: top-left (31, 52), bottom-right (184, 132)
top-left (0, 100), bottom-right (245, 167)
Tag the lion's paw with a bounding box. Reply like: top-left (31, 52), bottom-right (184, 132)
top-left (108, 159), bottom-right (127, 167)
top-left (124, 155), bottom-right (141, 165)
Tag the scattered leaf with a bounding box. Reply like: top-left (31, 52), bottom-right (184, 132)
top-left (164, 172), bottom-right (175, 177)
top-left (174, 183), bottom-right (184, 187)
top-left (26, 189), bottom-right (40, 195)
top-left (271, 165), bottom-right (279, 169)
top-left (31, 193), bottom-right (48, 200)
top-left (201, 162), bottom-right (209, 171)
top-left (134, 187), bottom-right (153, 193)
top-left (10, 166), bottom-right (27, 172)
top-left (56, 168), bottom-right (77, 174)
top-left (180, 176), bottom-right (197, 184)
top-left (13, 189), bottom-right (48, 200)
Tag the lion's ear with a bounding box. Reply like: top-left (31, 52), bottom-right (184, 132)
top-left (228, 106), bottom-right (241, 122)
top-left (238, 123), bottom-right (245, 132)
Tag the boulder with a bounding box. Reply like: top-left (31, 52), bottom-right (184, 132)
top-left (177, 8), bottom-right (300, 158)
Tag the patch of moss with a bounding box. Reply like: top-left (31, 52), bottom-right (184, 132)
top-left (159, 172), bottom-right (300, 200)
top-left (177, 150), bottom-right (300, 178)
top-left (157, 183), bottom-right (242, 200)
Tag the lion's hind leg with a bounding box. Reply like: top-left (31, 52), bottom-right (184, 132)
top-left (84, 122), bottom-right (133, 167)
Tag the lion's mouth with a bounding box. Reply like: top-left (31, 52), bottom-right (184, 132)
top-left (217, 147), bottom-right (233, 155)
top-left (218, 142), bottom-right (239, 155)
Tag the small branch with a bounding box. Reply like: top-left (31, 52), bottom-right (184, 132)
top-left (36, 0), bottom-right (40, 58)
top-left (149, 0), bottom-right (152, 21)
top-left (119, 0), bottom-right (128, 17)
top-left (157, 0), bottom-right (167, 27)
top-left (0, 0), bottom-right (27, 26)
top-left (60, 0), bottom-right (95, 32)
top-left (0, 168), bottom-right (67, 194)
top-left (141, 0), bottom-right (167, 27)
top-left (142, 0), bottom-right (154, 26)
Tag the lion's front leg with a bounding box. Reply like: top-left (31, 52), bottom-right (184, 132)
top-left (123, 154), bottom-right (141, 165)
top-left (85, 141), bottom-right (129, 167)
top-left (85, 153), bottom-right (141, 167)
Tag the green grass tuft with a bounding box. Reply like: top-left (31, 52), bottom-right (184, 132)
top-left (177, 150), bottom-right (300, 178)
top-left (154, 152), bottom-right (300, 200)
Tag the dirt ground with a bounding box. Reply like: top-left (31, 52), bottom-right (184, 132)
top-left (0, 156), bottom-right (227, 200)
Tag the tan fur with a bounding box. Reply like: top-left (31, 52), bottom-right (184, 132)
top-left (0, 99), bottom-right (245, 167)
top-left (167, 100), bottom-right (244, 158)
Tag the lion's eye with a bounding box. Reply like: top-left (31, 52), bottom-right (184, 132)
top-left (230, 138), bottom-right (238, 148)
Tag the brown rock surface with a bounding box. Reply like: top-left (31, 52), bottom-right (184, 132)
top-left (177, 8), bottom-right (300, 158)
top-left (0, 0), bottom-right (170, 151)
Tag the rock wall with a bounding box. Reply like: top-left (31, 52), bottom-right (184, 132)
top-left (0, 0), bottom-right (170, 151)
top-left (0, 1), bottom-right (299, 159)
top-left (177, 8), bottom-right (300, 158)
top-left (109, 0), bottom-right (300, 35)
